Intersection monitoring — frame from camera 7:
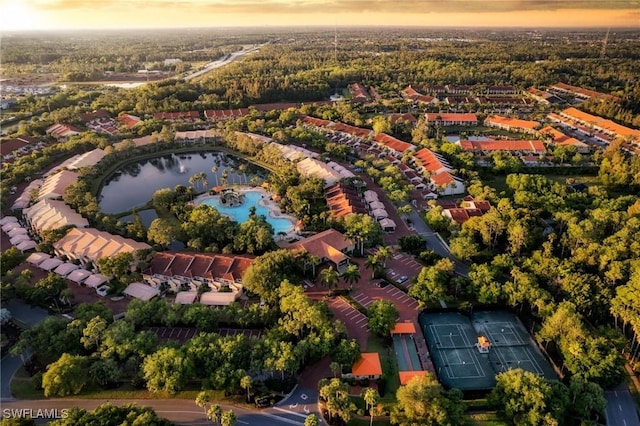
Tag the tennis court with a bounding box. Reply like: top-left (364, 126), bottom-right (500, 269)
top-left (420, 310), bottom-right (556, 391)
top-left (393, 334), bottom-right (422, 371)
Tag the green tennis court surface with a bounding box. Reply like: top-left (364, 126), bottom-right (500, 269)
top-left (420, 311), bottom-right (556, 391)
top-left (393, 334), bottom-right (422, 371)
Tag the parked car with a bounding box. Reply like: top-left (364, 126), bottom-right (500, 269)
top-left (376, 280), bottom-right (390, 288)
top-left (398, 275), bottom-right (409, 284)
top-left (96, 285), bottom-right (109, 297)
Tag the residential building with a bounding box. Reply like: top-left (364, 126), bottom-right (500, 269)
top-left (143, 252), bottom-right (253, 305)
top-left (153, 111), bottom-right (201, 121)
top-left (539, 126), bottom-right (590, 153)
top-left (204, 108), bottom-right (250, 121)
top-left (347, 353), bottom-right (383, 380)
top-left (412, 148), bottom-right (465, 196)
top-left (23, 199), bottom-right (89, 233)
top-left (526, 87), bottom-right (562, 105)
top-left (484, 115), bottom-right (540, 134)
top-left (349, 83), bottom-right (371, 103)
top-left (425, 113), bottom-right (478, 126)
top-left (401, 86), bottom-right (438, 104)
top-left (325, 182), bottom-right (367, 218)
top-left (54, 227), bottom-right (150, 268)
top-left (38, 170), bottom-right (79, 200)
top-left (559, 107), bottom-right (640, 143)
top-left (46, 123), bottom-right (81, 140)
top-left (174, 129), bottom-right (220, 144)
top-left (296, 158), bottom-right (343, 187)
top-left (287, 229), bottom-right (354, 272)
top-left (458, 139), bottom-right (546, 155)
top-left (373, 133), bottom-right (416, 156)
top-left (117, 114), bottom-right (143, 129)
top-left (550, 82), bottom-right (618, 102)
top-left (485, 85), bottom-right (518, 94)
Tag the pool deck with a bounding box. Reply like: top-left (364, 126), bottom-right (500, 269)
top-left (194, 186), bottom-right (300, 240)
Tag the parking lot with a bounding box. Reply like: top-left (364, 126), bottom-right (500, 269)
top-left (373, 250), bottom-right (424, 289)
top-left (145, 326), bottom-right (263, 343)
top-left (383, 285), bottom-right (420, 311)
top-left (327, 296), bottom-right (370, 347)
top-left (145, 326), bottom-right (199, 343)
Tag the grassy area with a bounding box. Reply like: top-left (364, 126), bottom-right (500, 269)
top-left (367, 336), bottom-right (399, 402)
top-left (348, 417), bottom-right (390, 426)
top-left (483, 173), bottom-right (601, 195)
top-left (10, 367), bottom-right (44, 399)
top-left (466, 411), bottom-right (508, 425)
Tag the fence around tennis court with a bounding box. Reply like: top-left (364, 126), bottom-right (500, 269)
top-left (419, 310), bottom-right (556, 391)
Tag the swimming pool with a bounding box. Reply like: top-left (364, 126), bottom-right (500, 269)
top-left (201, 191), bottom-right (294, 235)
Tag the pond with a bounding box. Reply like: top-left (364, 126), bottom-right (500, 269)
top-left (99, 151), bottom-right (267, 214)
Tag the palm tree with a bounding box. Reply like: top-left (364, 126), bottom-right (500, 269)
top-left (330, 361), bottom-right (341, 378)
top-left (397, 204), bottom-right (413, 221)
top-left (320, 266), bottom-right (340, 291)
top-left (361, 388), bottom-right (380, 426)
top-left (220, 410), bottom-right (237, 426)
top-left (341, 264), bottom-right (361, 290)
top-left (211, 165), bottom-right (219, 187)
top-left (195, 391), bottom-right (210, 418)
top-left (59, 288), bottom-right (74, 308)
top-left (240, 375), bottom-right (252, 402)
top-left (207, 404), bottom-right (222, 425)
top-left (365, 255), bottom-right (385, 279)
top-left (376, 246), bottom-right (392, 268)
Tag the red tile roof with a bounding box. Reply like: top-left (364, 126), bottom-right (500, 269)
top-left (431, 171), bottom-right (456, 186)
top-left (147, 252), bottom-right (254, 282)
top-left (484, 115), bottom-right (540, 130)
top-left (425, 113), bottom-right (478, 123)
top-left (352, 353), bottom-right (382, 377)
top-left (302, 115), bottom-right (332, 127)
top-left (391, 322), bottom-right (416, 334)
top-left (204, 108), bottom-right (250, 120)
top-left (374, 133), bottom-right (415, 154)
top-left (413, 148), bottom-right (449, 173)
top-left (399, 371), bottom-right (428, 385)
top-left (153, 111), bottom-right (201, 121)
top-left (117, 114), bottom-right (142, 128)
top-left (459, 139), bottom-right (546, 154)
top-left (1, 137), bottom-right (30, 156)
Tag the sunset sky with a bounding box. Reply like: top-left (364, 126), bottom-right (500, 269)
top-left (0, 0), bottom-right (638, 31)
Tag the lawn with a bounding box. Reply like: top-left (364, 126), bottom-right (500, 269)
top-left (483, 173), bottom-right (601, 195)
top-left (367, 336), bottom-right (399, 402)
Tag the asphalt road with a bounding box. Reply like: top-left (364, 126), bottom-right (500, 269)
top-left (605, 384), bottom-right (640, 426)
top-left (0, 398), bottom-right (312, 425)
top-left (1, 300), bottom-right (48, 401)
top-left (407, 208), bottom-right (469, 277)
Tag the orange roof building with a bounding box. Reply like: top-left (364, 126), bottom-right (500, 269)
top-left (399, 371), bottom-right (428, 385)
top-left (425, 113), bottom-right (478, 126)
top-left (459, 139), bottom-right (546, 154)
top-left (484, 115), bottom-right (540, 134)
top-left (551, 82), bottom-right (618, 102)
top-left (560, 107), bottom-right (640, 141)
top-left (374, 133), bottom-right (415, 154)
top-left (352, 353), bottom-right (383, 379)
top-left (288, 229), bottom-right (354, 272)
top-left (539, 126), bottom-right (591, 153)
top-left (391, 322), bottom-right (416, 334)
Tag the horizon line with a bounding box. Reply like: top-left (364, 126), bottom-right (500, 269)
top-left (3, 24), bottom-right (635, 33)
